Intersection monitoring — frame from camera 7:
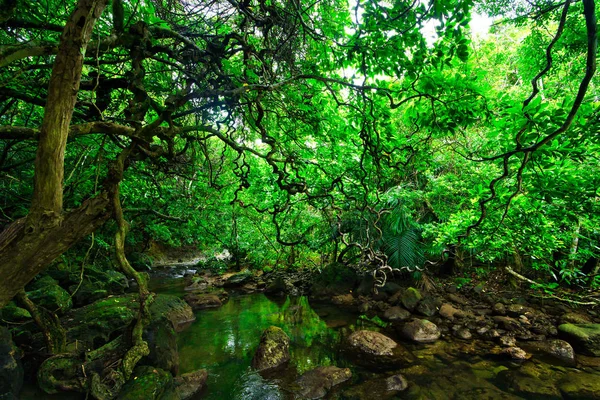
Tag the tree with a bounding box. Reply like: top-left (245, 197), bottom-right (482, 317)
top-left (0, 0), bottom-right (598, 309)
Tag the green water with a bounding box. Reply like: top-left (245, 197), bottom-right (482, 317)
top-left (177, 294), bottom-right (359, 399)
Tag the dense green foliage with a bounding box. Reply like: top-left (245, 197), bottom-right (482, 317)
top-left (0, 0), bottom-right (598, 289)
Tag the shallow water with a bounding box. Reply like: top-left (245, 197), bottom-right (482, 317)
top-left (19, 281), bottom-right (600, 399)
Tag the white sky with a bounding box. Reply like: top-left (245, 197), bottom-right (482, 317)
top-left (421, 12), bottom-right (493, 45)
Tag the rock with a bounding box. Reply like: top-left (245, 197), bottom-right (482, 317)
top-left (543, 339), bottom-right (575, 363)
top-left (558, 371), bottom-right (600, 399)
top-left (0, 302), bottom-right (31, 322)
top-left (295, 366), bottom-right (352, 399)
top-left (502, 347), bottom-right (530, 360)
top-left (501, 371), bottom-right (562, 399)
top-left (117, 366), bottom-right (177, 400)
top-left (63, 295), bottom-right (137, 347)
top-left (358, 302), bottom-right (370, 313)
top-left (439, 303), bottom-right (461, 320)
top-left (345, 330), bottom-right (414, 369)
top-left (355, 274), bottom-right (375, 296)
top-left (149, 295), bottom-right (195, 331)
top-left (332, 294), bottom-right (354, 306)
top-left (183, 293), bottom-right (222, 310)
top-left (310, 263), bottom-right (358, 299)
top-left (69, 269), bottom-right (129, 307)
top-left (383, 306), bottom-right (411, 322)
top-left (454, 328), bottom-right (472, 340)
top-left (26, 276), bottom-right (72, 315)
top-left (493, 316), bottom-right (521, 331)
top-left (251, 326), bottom-right (290, 371)
top-left (223, 271), bottom-right (254, 288)
top-left (264, 276), bottom-right (286, 296)
top-left (400, 319), bottom-right (440, 343)
top-left (0, 328), bottom-right (23, 399)
top-left (342, 374), bottom-right (408, 400)
top-left (560, 312), bottom-right (593, 325)
top-left (174, 369), bottom-right (208, 400)
top-left (558, 324), bottom-right (600, 356)
top-left (401, 287), bottom-right (422, 311)
top-left (506, 304), bottom-right (534, 318)
top-left (447, 293), bottom-right (468, 305)
top-left (498, 336), bottom-right (516, 347)
top-left (416, 297), bottom-right (439, 317)
top-left (141, 317), bottom-right (179, 375)
top-left (493, 303), bottom-right (506, 316)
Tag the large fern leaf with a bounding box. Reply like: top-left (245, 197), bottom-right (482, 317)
top-left (382, 227), bottom-right (424, 270)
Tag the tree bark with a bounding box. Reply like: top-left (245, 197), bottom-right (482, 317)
top-left (28, 0), bottom-right (107, 229)
top-left (0, 194), bottom-right (112, 308)
top-left (0, 0), bottom-right (108, 307)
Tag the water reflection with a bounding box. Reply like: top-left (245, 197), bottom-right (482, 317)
top-left (177, 294), bottom-right (356, 399)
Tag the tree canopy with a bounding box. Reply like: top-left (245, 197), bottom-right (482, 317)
top-left (0, 0), bottom-right (599, 306)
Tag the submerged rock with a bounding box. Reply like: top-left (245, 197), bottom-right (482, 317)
top-left (399, 319), bottom-right (441, 343)
top-left (558, 324), bottom-right (600, 356)
top-left (342, 374), bottom-right (408, 400)
top-left (251, 326), bottom-right (290, 371)
top-left (345, 330), bottom-right (414, 369)
top-left (295, 366), bottom-right (351, 399)
top-left (174, 369), bottom-right (208, 399)
top-left (558, 371), bottom-right (600, 399)
top-left (0, 327), bottom-right (23, 399)
top-left (501, 370), bottom-right (562, 399)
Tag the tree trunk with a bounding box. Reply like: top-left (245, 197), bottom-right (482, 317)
top-left (0, 0), bottom-right (108, 307)
top-left (0, 194), bottom-right (111, 308)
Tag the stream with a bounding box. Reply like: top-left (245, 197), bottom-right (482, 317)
top-left (20, 275), bottom-right (600, 399)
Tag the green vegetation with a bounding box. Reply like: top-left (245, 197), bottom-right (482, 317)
top-left (0, 0), bottom-right (599, 396)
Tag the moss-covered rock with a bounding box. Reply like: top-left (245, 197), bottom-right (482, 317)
top-left (149, 294), bottom-right (195, 331)
top-left (295, 366), bottom-right (352, 399)
top-left (0, 302), bottom-right (31, 322)
top-left (117, 366), bottom-right (178, 400)
top-left (0, 328), bottom-right (23, 399)
top-left (251, 326), bottom-right (290, 371)
top-left (26, 277), bottom-right (72, 315)
top-left (141, 317), bottom-right (179, 376)
top-left (342, 374), bottom-right (408, 400)
top-left (558, 371), bottom-right (600, 399)
top-left (174, 369), bottom-right (208, 400)
top-left (401, 287), bottom-right (422, 311)
top-left (558, 324), bottom-right (600, 356)
top-left (64, 295), bottom-right (138, 347)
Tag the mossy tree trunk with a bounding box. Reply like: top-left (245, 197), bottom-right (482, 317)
top-left (0, 0), bottom-right (109, 308)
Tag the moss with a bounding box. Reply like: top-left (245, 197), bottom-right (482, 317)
top-left (27, 284), bottom-right (72, 314)
top-left (117, 366), bottom-right (177, 400)
top-left (558, 372), bottom-right (600, 400)
top-left (0, 302), bottom-right (31, 322)
top-left (148, 294), bottom-right (194, 328)
top-left (558, 324), bottom-right (600, 356)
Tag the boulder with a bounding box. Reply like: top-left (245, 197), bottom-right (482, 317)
top-left (560, 312), bottom-right (593, 325)
top-left (149, 294), bottom-right (195, 331)
top-left (264, 276), bottom-right (286, 296)
top-left (295, 366), bottom-right (352, 399)
top-left (558, 324), bottom-right (600, 356)
top-left (141, 317), bottom-right (179, 375)
top-left (26, 276), bottom-right (72, 315)
top-left (400, 287), bottom-right (422, 311)
top-left (399, 319), bottom-right (440, 343)
top-left (117, 366), bottom-right (177, 400)
top-left (223, 271), bottom-right (254, 288)
top-left (0, 328), bottom-right (23, 399)
top-left (543, 339), bottom-right (575, 363)
top-left (184, 293), bottom-right (223, 310)
top-left (558, 371), bottom-right (600, 399)
top-left (382, 306), bottom-right (411, 322)
top-left (439, 303), bottom-right (462, 320)
top-left (251, 326), bottom-right (290, 371)
top-left (0, 302), bottom-right (31, 323)
top-left (332, 294), bottom-right (355, 307)
top-left (174, 369), bottom-right (208, 400)
top-left (492, 303), bottom-right (506, 316)
top-left (345, 330), bottom-right (414, 369)
top-left (501, 371), bottom-right (562, 399)
top-left (415, 297), bottom-right (438, 317)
